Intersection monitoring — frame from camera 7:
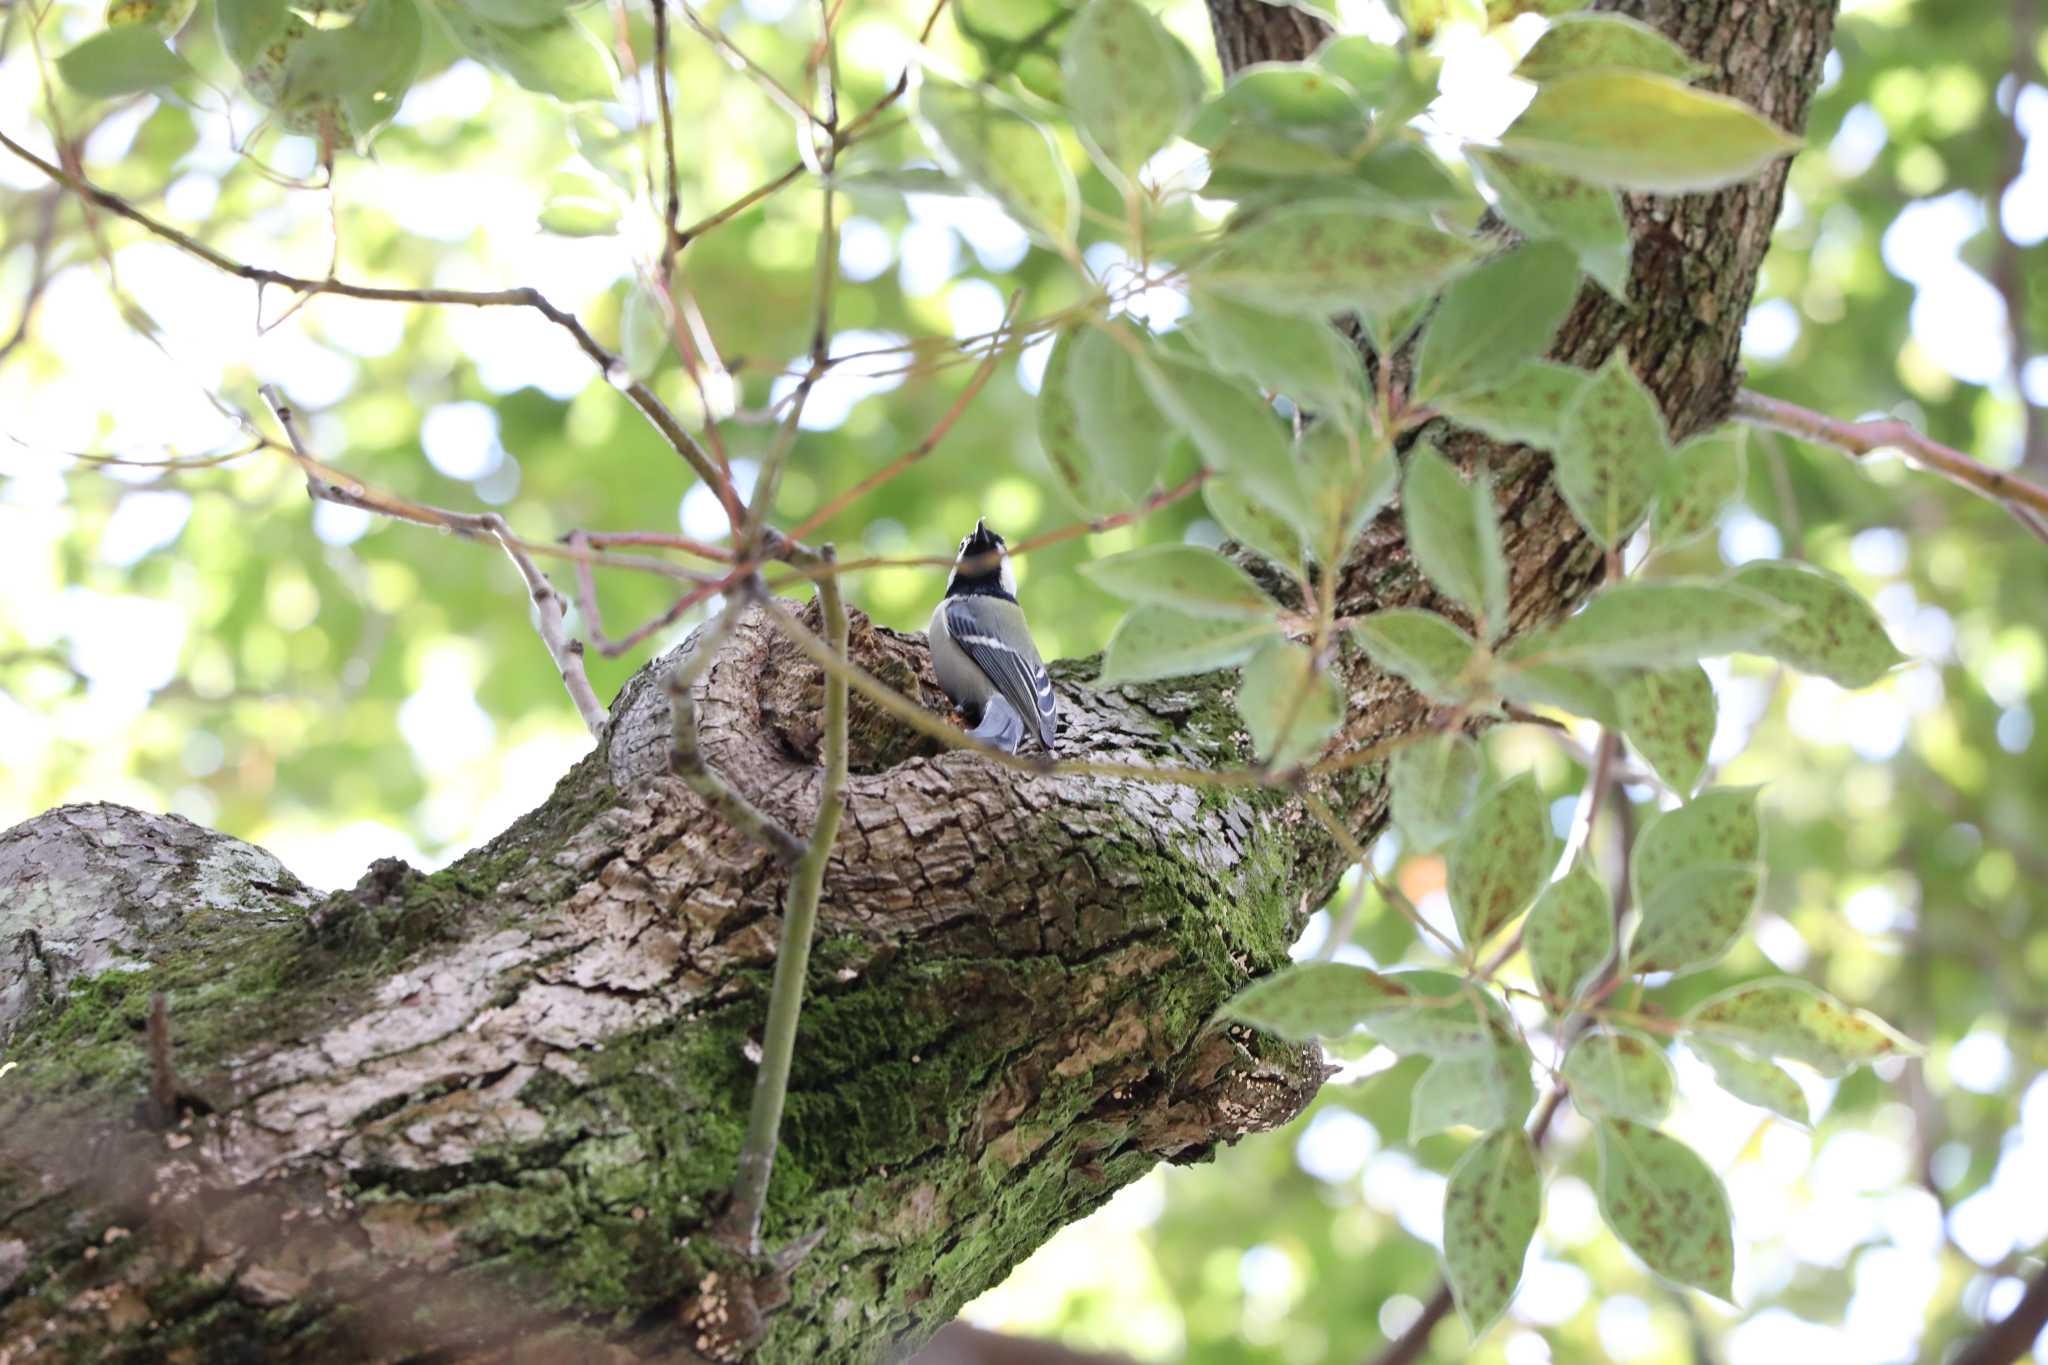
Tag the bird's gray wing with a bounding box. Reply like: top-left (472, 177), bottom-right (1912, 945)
top-left (943, 598), bottom-right (1058, 750)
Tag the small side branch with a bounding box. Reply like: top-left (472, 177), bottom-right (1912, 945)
top-left (259, 385), bottom-right (607, 736)
top-left (721, 548), bottom-right (850, 1255)
top-left (667, 598), bottom-right (807, 865)
top-left (1732, 388), bottom-right (2048, 541)
top-left (482, 514), bottom-right (608, 737)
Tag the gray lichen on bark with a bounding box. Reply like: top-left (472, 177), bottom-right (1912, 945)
top-left (0, 0), bottom-right (1836, 1358)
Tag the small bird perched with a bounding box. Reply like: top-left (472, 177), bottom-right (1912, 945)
top-left (928, 519), bottom-right (1058, 753)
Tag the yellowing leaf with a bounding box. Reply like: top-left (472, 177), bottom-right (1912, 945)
top-left (1502, 69), bottom-right (1802, 193)
top-left (1515, 14), bottom-right (1706, 83)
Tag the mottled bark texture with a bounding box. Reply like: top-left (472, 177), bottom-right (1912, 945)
top-left (0, 1), bottom-right (1832, 1359)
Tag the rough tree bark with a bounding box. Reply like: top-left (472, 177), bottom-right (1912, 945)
top-left (0, 0), bottom-right (1834, 1359)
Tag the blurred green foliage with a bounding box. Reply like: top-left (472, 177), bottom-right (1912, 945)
top-left (4, 0), bottom-right (2048, 1361)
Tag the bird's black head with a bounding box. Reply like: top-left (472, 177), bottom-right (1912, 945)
top-left (945, 518), bottom-right (1015, 600)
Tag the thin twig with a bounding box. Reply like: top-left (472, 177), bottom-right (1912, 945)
top-left (0, 126), bottom-right (744, 529)
top-left (261, 385), bottom-right (613, 734)
top-left (721, 547), bottom-right (850, 1255)
top-left (1732, 388), bottom-right (2048, 540)
top-left (1992, 0), bottom-right (2046, 476)
top-left (0, 187), bottom-right (60, 367)
top-left (651, 0), bottom-right (683, 285)
top-left (785, 296), bottom-right (1017, 543)
top-left (667, 594), bottom-right (807, 865)
top-left (481, 514), bottom-right (608, 737)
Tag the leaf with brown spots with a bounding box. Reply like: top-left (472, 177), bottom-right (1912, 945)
top-left (1446, 772), bottom-right (1554, 949)
top-left (1653, 426), bottom-right (1747, 546)
top-left (1525, 858), bottom-right (1612, 1010)
top-left (1686, 1039), bottom-right (1811, 1127)
top-left (1502, 579), bottom-right (1789, 671)
top-left (1038, 323), bottom-right (1174, 516)
top-left (1466, 150), bottom-right (1631, 299)
top-left (1352, 608), bottom-right (1484, 704)
top-left (1683, 978), bottom-right (1919, 1078)
top-left (1502, 69), bottom-right (1801, 194)
top-left (1139, 350), bottom-right (1310, 538)
top-left (1729, 559), bottom-right (1907, 689)
top-left (1061, 0), bottom-right (1204, 175)
top-left (1191, 203), bottom-right (1483, 318)
top-left (1206, 476), bottom-right (1305, 572)
top-left (1615, 664), bottom-right (1715, 797)
top-left (1436, 358), bottom-right (1588, 449)
top-left (1550, 350), bottom-right (1668, 548)
top-left (1236, 640), bottom-right (1344, 766)
top-left (1441, 1128), bottom-right (1541, 1338)
top-left (917, 74), bottom-right (1078, 247)
top-left (1403, 443), bottom-right (1511, 639)
top-left (1631, 786), bottom-right (1760, 903)
top-left (1628, 860), bottom-right (1761, 977)
top-left (1563, 1028), bottom-right (1674, 1122)
top-left (1221, 961), bottom-right (1413, 1040)
top-left (1594, 1119), bottom-right (1735, 1300)
top-left (1390, 731), bottom-right (1482, 852)
top-left (1414, 240), bottom-right (1582, 403)
top-left (1410, 1038), bottom-right (1536, 1142)
top-left (1514, 13), bottom-right (1708, 83)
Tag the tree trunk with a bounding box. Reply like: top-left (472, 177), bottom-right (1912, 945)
top-left (0, 1), bottom-right (1833, 1359)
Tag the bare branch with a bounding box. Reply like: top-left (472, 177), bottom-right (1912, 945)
top-left (0, 126), bottom-right (745, 528)
top-left (1732, 388), bottom-right (2048, 542)
top-left (1950, 1255), bottom-right (2048, 1365)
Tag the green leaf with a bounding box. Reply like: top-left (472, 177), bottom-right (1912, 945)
top-left (1436, 359), bottom-right (1589, 449)
top-left (1526, 859), bottom-right (1611, 1009)
top-left (1221, 961), bottom-right (1415, 1040)
top-left (538, 176), bottom-right (619, 236)
top-left (1200, 62), bottom-right (1362, 130)
top-left (107, 0), bottom-right (198, 34)
top-left (216, 0), bottom-right (285, 69)
top-left (1632, 786), bottom-right (1760, 902)
top-left (1552, 350), bottom-right (1668, 547)
top-left (1415, 242), bottom-right (1582, 402)
top-left (1098, 605), bottom-right (1279, 684)
top-left (461, 0), bottom-right (574, 24)
top-left (1314, 36), bottom-right (1441, 127)
top-left (1298, 422), bottom-right (1398, 565)
top-left (1081, 544), bottom-right (1273, 619)
top-left (1411, 1047), bottom-right (1537, 1142)
top-left (1390, 732), bottom-right (1481, 852)
top-left (427, 1), bottom-right (614, 103)
top-left (1502, 69), bottom-right (1802, 193)
top-left (1466, 149), bottom-right (1631, 299)
top-left (1193, 204), bottom-right (1483, 318)
top-left (228, 0), bottom-right (423, 140)
top-left (1497, 662), bottom-right (1618, 726)
top-left (1038, 324), bottom-right (1174, 515)
top-left (1728, 560), bottom-right (1906, 688)
top-left (1206, 478), bottom-right (1305, 571)
top-left (1594, 1119), bottom-right (1735, 1299)
top-left (1615, 664), bottom-right (1715, 796)
top-left (1515, 13), bottom-right (1707, 82)
top-left (1447, 772), bottom-right (1553, 948)
top-left (1367, 971), bottom-right (1520, 1056)
top-left (917, 74), bottom-right (1078, 247)
top-left (57, 26), bottom-right (194, 96)
top-left (1181, 290), bottom-right (1365, 418)
top-left (1442, 1130), bottom-right (1541, 1338)
top-left (620, 278), bottom-right (669, 381)
top-left (1403, 444), bottom-right (1510, 637)
top-left (1062, 0), bottom-right (1204, 174)
top-left (1503, 580), bottom-right (1789, 670)
top-left (1654, 426), bottom-right (1747, 545)
top-left (1139, 352), bottom-right (1308, 535)
top-left (1564, 1028), bottom-right (1674, 1121)
top-left (1632, 861), bottom-right (1763, 978)
top-left (1686, 1039), bottom-right (1810, 1127)
top-left (1353, 609), bottom-right (1483, 703)
top-left (1237, 640), bottom-right (1344, 766)
top-left (1684, 978), bottom-right (1919, 1077)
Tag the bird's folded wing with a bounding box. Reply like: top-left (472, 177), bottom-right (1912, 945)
top-left (943, 599), bottom-right (1057, 748)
